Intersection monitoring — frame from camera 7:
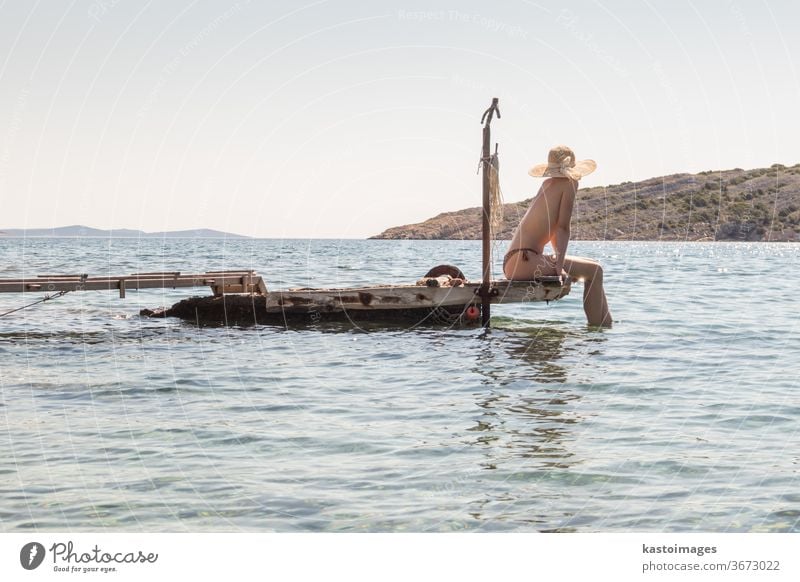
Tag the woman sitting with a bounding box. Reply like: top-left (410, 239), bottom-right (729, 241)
top-left (503, 145), bottom-right (612, 327)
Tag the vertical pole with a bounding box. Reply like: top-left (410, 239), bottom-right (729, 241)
top-left (480, 98), bottom-right (500, 327)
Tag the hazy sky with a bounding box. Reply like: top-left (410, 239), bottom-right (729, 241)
top-left (1, 0), bottom-right (798, 238)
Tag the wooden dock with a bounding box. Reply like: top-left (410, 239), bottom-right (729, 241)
top-left (0, 268), bottom-right (571, 326)
top-left (140, 273), bottom-right (571, 326)
top-left (0, 99), bottom-right (566, 328)
top-left (0, 270), bottom-right (266, 298)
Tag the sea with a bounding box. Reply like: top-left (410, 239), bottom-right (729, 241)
top-left (0, 238), bottom-right (798, 532)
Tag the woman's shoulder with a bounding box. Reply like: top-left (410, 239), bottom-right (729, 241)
top-left (544, 176), bottom-right (577, 184)
top-left (542, 177), bottom-right (576, 192)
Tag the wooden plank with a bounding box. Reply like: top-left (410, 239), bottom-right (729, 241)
top-left (129, 271), bottom-right (181, 276)
top-left (118, 271), bottom-right (249, 278)
top-left (0, 272), bottom-right (267, 295)
top-left (263, 279), bottom-right (570, 313)
top-left (31, 274), bottom-right (239, 282)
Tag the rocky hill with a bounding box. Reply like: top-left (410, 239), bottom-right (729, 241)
top-left (371, 163), bottom-right (800, 241)
top-left (0, 225), bottom-right (247, 238)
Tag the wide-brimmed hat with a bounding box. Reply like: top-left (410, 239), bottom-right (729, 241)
top-left (528, 145), bottom-right (596, 180)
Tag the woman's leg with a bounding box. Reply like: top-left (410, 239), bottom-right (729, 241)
top-left (563, 256), bottom-right (612, 327)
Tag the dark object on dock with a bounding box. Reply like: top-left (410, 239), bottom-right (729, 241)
top-left (423, 264), bottom-right (466, 280)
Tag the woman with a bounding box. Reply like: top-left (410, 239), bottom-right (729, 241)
top-left (503, 145), bottom-right (612, 327)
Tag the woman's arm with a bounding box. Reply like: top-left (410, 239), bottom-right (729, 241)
top-left (553, 182), bottom-right (576, 275)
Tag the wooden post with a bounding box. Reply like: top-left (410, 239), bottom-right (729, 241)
top-left (480, 98), bottom-right (500, 327)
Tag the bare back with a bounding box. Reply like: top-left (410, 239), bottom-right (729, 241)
top-left (507, 177), bottom-right (576, 254)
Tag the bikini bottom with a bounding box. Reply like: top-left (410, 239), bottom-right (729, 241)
top-left (502, 247), bottom-right (540, 270)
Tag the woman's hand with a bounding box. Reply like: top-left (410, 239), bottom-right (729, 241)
top-left (550, 255), bottom-right (565, 284)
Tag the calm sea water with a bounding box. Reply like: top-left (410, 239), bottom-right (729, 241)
top-left (0, 238), bottom-right (798, 532)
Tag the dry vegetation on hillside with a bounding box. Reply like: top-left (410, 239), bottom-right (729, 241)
top-left (372, 163), bottom-right (800, 241)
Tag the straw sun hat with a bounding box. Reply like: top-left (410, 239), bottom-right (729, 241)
top-left (528, 145), bottom-right (596, 180)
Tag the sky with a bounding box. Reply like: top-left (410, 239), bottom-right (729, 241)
top-left (1, 0), bottom-right (798, 238)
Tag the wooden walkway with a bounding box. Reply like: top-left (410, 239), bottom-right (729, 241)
top-left (0, 270), bottom-right (266, 298)
top-left (0, 269), bottom-right (570, 325)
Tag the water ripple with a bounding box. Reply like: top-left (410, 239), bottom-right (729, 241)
top-left (1, 240), bottom-right (798, 531)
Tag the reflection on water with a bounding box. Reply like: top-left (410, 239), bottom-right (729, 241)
top-left (498, 325), bottom-right (572, 384)
top-left (466, 328), bottom-right (604, 531)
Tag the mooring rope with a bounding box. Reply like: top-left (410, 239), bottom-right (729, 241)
top-left (488, 150), bottom-right (504, 236)
top-left (0, 290), bottom-right (71, 318)
top-left (478, 147), bottom-right (505, 281)
top-left (477, 148), bottom-right (506, 281)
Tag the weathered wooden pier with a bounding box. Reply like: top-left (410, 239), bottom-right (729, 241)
top-left (0, 98), bottom-right (572, 327)
top-left (0, 267), bottom-right (570, 326)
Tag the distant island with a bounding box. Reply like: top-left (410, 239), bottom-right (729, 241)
top-left (0, 225), bottom-right (248, 238)
top-left (371, 163), bottom-right (800, 241)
